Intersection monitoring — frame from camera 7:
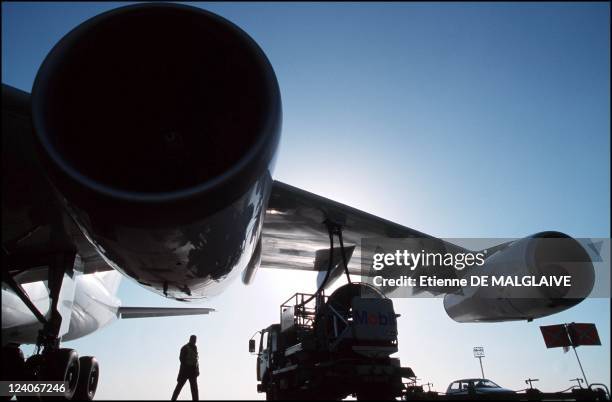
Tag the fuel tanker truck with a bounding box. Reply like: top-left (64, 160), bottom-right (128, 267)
top-left (249, 283), bottom-right (416, 400)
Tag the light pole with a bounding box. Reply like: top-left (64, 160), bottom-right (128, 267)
top-left (473, 347), bottom-right (485, 379)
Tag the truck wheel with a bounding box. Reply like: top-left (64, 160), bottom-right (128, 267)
top-left (266, 384), bottom-right (287, 400)
top-left (356, 391), bottom-right (395, 400)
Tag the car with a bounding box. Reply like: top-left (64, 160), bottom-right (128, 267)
top-left (446, 378), bottom-right (515, 395)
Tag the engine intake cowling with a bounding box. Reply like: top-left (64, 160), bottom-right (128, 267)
top-left (30, 3), bottom-right (281, 299)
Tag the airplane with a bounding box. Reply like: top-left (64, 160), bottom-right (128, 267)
top-left (1, 3), bottom-right (596, 400)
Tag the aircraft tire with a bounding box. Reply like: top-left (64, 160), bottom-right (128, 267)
top-left (15, 354), bottom-right (45, 401)
top-left (2, 345), bottom-right (25, 400)
top-left (42, 348), bottom-right (80, 400)
top-left (74, 356), bottom-right (99, 400)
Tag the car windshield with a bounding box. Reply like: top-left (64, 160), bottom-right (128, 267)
top-left (475, 380), bottom-right (500, 388)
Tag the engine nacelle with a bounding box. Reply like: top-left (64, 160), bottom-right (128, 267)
top-left (443, 232), bottom-right (595, 322)
top-left (30, 3), bottom-right (281, 299)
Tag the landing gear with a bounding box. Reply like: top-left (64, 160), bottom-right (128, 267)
top-left (15, 350), bottom-right (79, 401)
top-left (43, 349), bottom-right (80, 399)
top-left (75, 356), bottom-right (99, 400)
top-left (1, 344), bottom-right (25, 378)
top-left (1, 345), bottom-right (25, 400)
top-left (3, 252), bottom-right (99, 400)
top-left (23, 353), bottom-right (45, 381)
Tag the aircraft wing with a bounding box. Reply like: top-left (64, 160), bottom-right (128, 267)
top-left (260, 181), bottom-right (467, 292)
top-left (2, 84), bottom-right (119, 279)
top-left (117, 307), bottom-right (215, 319)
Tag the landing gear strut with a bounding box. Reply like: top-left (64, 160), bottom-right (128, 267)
top-left (3, 252), bottom-right (99, 400)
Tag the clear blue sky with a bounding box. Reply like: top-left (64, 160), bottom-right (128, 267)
top-left (2, 2), bottom-right (610, 399)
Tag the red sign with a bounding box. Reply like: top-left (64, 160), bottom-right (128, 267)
top-left (540, 324), bottom-right (571, 348)
top-left (568, 323), bottom-right (601, 346)
top-left (540, 323), bottom-right (601, 348)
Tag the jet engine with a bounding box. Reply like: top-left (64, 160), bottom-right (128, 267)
top-left (28, 3), bottom-right (281, 299)
top-left (443, 232), bottom-right (595, 322)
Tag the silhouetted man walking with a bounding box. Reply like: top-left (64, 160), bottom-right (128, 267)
top-left (171, 335), bottom-right (199, 401)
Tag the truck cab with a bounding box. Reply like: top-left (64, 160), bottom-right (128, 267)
top-left (254, 324), bottom-right (281, 384)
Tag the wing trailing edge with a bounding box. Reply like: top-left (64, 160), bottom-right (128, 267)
top-left (117, 307), bottom-right (215, 319)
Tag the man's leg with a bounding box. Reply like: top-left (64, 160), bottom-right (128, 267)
top-left (171, 377), bottom-right (188, 401)
top-left (188, 376), bottom-right (199, 401)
